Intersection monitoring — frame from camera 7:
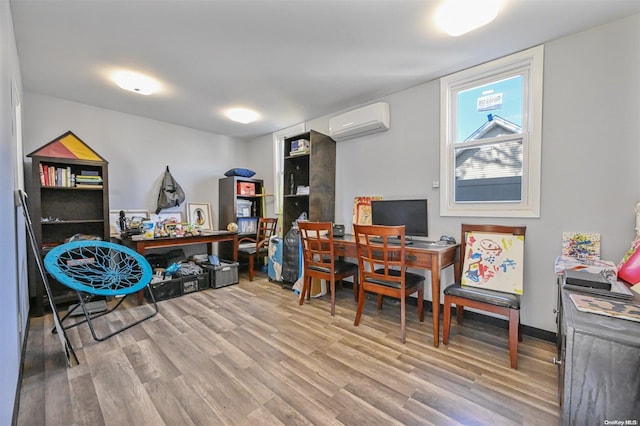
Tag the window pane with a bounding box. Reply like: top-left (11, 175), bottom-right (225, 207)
top-left (454, 139), bottom-right (523, 202)
top-left (456, 75), bottom-right (523, 142)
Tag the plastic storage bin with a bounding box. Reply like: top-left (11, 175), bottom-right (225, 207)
top-left (236, 200), bottom-right (253, 217)
top-left (201, 260), bottom-right (239, 288)
top-left (182, 272), bottom-right (210, 294)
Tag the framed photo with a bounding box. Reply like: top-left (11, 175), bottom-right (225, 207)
top-left (188, 203), bottom-right (213, 230)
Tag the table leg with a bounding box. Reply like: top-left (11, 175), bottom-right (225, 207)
top-left (431, 259), bottom-right (441, 347)
top-left (136, 243), bottom-right (146, 306)
top-left (232, 234), bottom-right (238, 261)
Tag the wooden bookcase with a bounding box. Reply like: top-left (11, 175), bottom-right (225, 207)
top-left (282, 130), bottom-right (336, 237)
top-left (27, 131), bottom-right (109, 316)
top-left (218, 176), bottom-right (265, 259)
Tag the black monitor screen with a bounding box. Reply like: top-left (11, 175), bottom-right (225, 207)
top-left (371, 199), bottom-right (428, 237)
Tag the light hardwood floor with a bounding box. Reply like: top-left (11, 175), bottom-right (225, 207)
top-left (17, 276), bottom-right (560, 425)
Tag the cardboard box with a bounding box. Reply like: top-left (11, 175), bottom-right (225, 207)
top-left (237, 182), bottom-right (256, 195)
top-left (290, 139), bottom-right (310, 154)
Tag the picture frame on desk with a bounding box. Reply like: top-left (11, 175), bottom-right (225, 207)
top-left (109, 209), bottom-right (150, 237)
top-left (188, 202), bottom-right (213, 231)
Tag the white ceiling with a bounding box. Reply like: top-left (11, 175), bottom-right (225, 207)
top-left (10, 0), bottom-right (640, 139)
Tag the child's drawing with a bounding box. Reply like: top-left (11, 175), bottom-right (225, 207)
top-left (562, 232), bottom-right (600, 260)
top-left (462, 232), bottom-right (525, 294)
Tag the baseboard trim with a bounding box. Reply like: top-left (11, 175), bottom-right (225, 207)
top-left (12, 316), bottom-right (31, 426)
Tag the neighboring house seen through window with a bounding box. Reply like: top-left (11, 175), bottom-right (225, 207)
top-left (440, 45), bottom-right (543, 217)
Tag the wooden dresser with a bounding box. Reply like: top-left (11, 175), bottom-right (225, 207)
top-left (556, 279), bottom-right (640, 424)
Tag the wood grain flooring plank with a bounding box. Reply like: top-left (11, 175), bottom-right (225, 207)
top-left (341, 374), bottom-right (431, 425)
top-left (68, 372), bottom-right (106, 426)
top-left (411, 386), bottom-right (521, 426)
top-left (246, 404), bottom-right (288, 426)
top-left (261, 394), bottom-right (317, 426)
top-left (122, 338), bottom-right (181, 385)
top-left (210, 352), bottom-right (276, 405)
top-left (334, 387), bottom-right (409, 425)
top-left (143, 377), bottom-right (197, 426)
top-left (89, 348), bottom-right (164, 426)
top-left (326, 342), bottom-right (422, 397)
top-left (403, 397), bottom-right (462, 426)
top-left (247, 362), bottom-right (342, 425)
top-left (168, 374), bottom-right (225, 425)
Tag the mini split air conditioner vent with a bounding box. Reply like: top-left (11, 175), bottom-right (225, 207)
top-left (329, 102), bottom-right (390, 141)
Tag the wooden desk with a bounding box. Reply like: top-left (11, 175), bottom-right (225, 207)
top-left (332, 235), bottom-right (460, 347)
top-left (122, 232), bottom-right (238, 305)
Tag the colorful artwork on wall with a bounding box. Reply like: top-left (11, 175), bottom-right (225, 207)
top-left (461, 231), bottom-right (525, 294)
top-left (352, 196), bottom-right (383, 232)
top-left (562, 232), bottom-right (601, 260)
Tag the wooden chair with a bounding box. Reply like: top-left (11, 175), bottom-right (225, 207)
top-left (237, 217), bottom-right (278, 281)
top-left (443, 224), bottom-right (526, 369)
top-left (353, 224), bottom-right (425, 343)
top-left (298, 221), bottom-right (359, 316)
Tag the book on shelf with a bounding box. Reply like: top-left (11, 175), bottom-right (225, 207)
top-left (75, 179), bottom-right (103, 184)
top-left (39, 163), bottom-right (45, 185)
top-left (40, 164), bottom-right (77, 187)
top-left (75, 184), bottom-right (103, 189)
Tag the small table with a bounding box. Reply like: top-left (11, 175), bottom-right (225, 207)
top-left (121, 231), bottom-right (238, 305)
top-left (331, 235), bottom-right (460, 347)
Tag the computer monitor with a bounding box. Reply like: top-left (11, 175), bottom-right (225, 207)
top-left (371, 199), bottom-right (428, 238)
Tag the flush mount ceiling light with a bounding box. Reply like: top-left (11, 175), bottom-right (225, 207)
top-left (225, 108), bottom-right (260, 124)
top-left (112, 71), bottom-right (159, 95)
top-left (435, 0), bottom-right (503, 37)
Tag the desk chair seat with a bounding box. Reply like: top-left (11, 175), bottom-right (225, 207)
top-left (369, 269), bottom-right (425, 289)
top-left (298, 221), bottom-right (359, 316)
top-left (308, 259), bottom-right (357, 276)
top-left (443, 224), bottom-right (525, 369)
top-left (444, 284), bottom-right (520, 309)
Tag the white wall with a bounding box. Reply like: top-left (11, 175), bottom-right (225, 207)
top-left (258, 14), bottom-right (640, 332)
top-left (1, 2), bottom-right (29, 424)
top-left (23, 93), bottom-right (251, 235)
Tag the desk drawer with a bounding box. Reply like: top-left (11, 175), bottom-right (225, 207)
top-left (334, 242), bottom-right (357, 258)
top-left (404, 250), bottom-right (433, 269)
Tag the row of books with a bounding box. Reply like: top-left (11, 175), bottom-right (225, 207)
top-left (39, 164), bottom-right (102, 188)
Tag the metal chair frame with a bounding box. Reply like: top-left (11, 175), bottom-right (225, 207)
top-left (44, 240), bottom-right (158, 342)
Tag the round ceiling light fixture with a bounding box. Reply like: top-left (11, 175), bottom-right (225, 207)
top-left (435, 0), bottom-right (503, 37)
top-left (113, 71), bottom-right (159, 95)
top-left (225, 107), bottom-right (260, 124)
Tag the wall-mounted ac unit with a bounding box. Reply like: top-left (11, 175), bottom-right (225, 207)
top-left (329, 101), bottom-right (390, 142)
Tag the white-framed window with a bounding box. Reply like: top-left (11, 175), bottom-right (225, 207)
top-left (440, 45), bottom-right (543, 218)
top-left (273, 123), bottom-right (305, 234)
